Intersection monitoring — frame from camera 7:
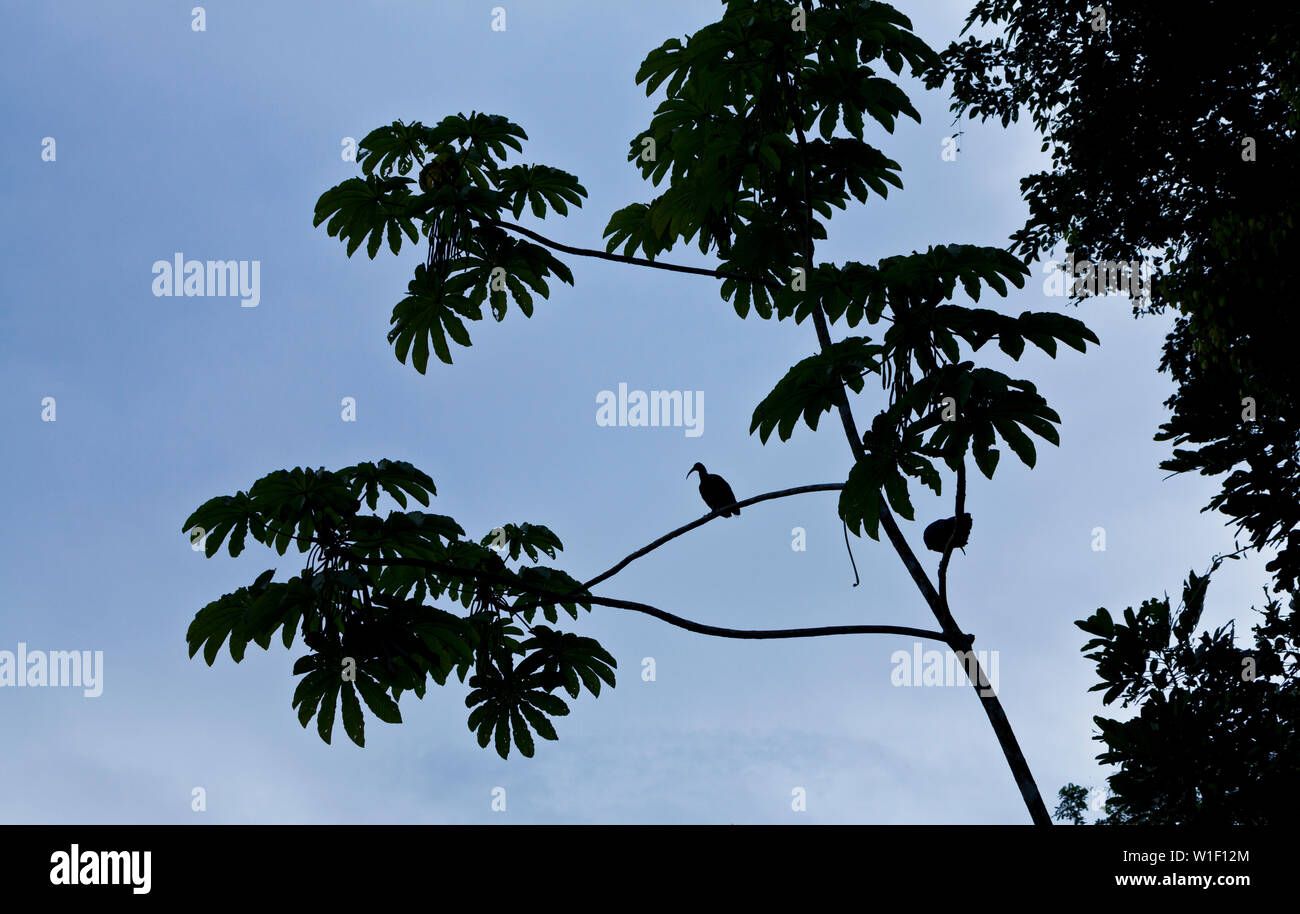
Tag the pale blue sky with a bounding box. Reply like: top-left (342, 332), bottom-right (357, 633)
top-left (0, 0), bottom-right (1274, 823)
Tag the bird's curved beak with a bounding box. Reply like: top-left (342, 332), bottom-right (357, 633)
top-left (686, 467), bottom-right (695, 478)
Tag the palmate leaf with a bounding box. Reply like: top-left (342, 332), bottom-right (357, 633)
top-left (837, 401), bottom-right (944, 539)
top-left (805, 138), bottom-right (905, 212)
top-left (293, 667), bottom-right (332, 728)
top-left (243, 467), bottom-right (357, 555)
top-left (635, 35), bottom-right (691, 98)
top-left (313, 175), bottom-right (420, 259)
top-left (187, 586), bottom-right (256, 666)
top-left (316, 675), bottom-right (340, 744)
top-left (481, 522), bottom-right (565, 562)
top-left (802, 64), bottom-right (923, 138)
top-left (185, 571), bottom-right (311, 665)
top-left (355, 672), bottom-right (403, 725)
top-left (425, 111), bottom-right (528, 173)
top-left (513, 567), bottom-right (591, 624)
top-left (345, 459), bottom-right (436, 511)
top-left (839, 455), bottom-right (887, 540)
top-left (875, 245), bottom-right (1031, 308)
top-left (821, 0), bottom-right (941, 77)
top-left (388, 228), bottom-right (575, 372)
top-left (916, 365), bottom-right (1064, 475)
top-left (496, 165), bottom-right (588, 219)
top-left (366, 512), bottom-right (463, 568)
top-left (751, 337), bottom-right (883, 443)
top-left (715, 212), bottom-right (802, 319)
top-left (445, 224), bottom-right (576, 319)
top-left (321, 113), bottom-right (583, 373)
top-left (461, 625), bottom-right (609, 759)
top-left (387, 264), bottom-right (478, 372)
top-left (940, 307), bottom-right (1099, 360)
top-left (602, 202), bottom-right (672, 260)
top-left (358, 120), bottom-right (434, 178)
top-left (183, 491), bottom-right (257, 558)
top-left (839, 448), bottom-right (929, 541)
top-left (776, 247), bottom-right (1040, 336)
top-left (516, 627), bottom-right (618, 699)
top-left (776, 262), bottom-right (885, 327)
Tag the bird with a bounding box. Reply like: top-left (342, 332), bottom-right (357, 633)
top-left (923, 513), bottom-right (972, 553)
top-left (687, 463), bottom-right (740, 516)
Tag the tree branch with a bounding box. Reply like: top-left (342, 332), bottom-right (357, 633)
top-left (785, 80), bottom-right (953, 633)
top-left (473, 214), bottom-right (784, 292)
top-left (786, 66), bottom-right (1050, 824)
top-left (559, 593), bottom-right (949, 642)
top-left (365, 561), bottom-right (948, 643)
top-left (582, 482), bottom-right (844, 590)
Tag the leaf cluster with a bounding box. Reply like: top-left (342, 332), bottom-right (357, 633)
top-left (183, 460), bottom-right (613, 755)
top-left (314, 113), bottom-right (585, 370)
top-left (1074, 562), bottom-right (1300, 823)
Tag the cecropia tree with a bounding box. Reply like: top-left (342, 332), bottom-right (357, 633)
top-left (183, 0), bottom-right (1096, 823)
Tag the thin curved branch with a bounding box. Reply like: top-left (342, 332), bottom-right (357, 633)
top-left (476, 213), bottom-right (893, 323)
top-left (474, 214), bottom-right (784, 292)
top-left (263, 484), bottom-right (911, 644)
top-left (366, 564), bottom-right (948, 643)
top-left (332, 483), bottom-right (953, 644)
top-left (588, 594), bottom-right (948, 642)
top-left (582, 482), bottom-right (845, 590)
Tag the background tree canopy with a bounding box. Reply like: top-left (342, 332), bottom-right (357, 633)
top-left (933, 0), bottom-right (1300, 822)
top-left (934, 0), bottom-right (1300, 592)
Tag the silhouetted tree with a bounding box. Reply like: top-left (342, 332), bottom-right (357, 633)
top-left (1053, 783), bottom-right (1088, 825)
top-left (932, 0), bottom-right (1300, 592)
top-left (184, 0), bottom-right (1100, 824)
top-left (1073, 554), bottom-right (1300, 823)
top-left (932, 0), bottom-right (1300, 825)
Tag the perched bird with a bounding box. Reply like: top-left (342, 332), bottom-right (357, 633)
top-left (687, 463), bottom-right (740, 516)
top-left (923, 513), bottom-right (972, 553)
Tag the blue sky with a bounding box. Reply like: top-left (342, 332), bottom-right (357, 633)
top-left (0, 0), bottom-right (1275, 824)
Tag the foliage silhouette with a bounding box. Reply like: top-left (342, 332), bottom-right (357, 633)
top-left (934, 0), bottom-right (1300, 822)
top-left (932, 0), bottom-right (1300, 593)
top-left (185, 0), bottom-right (1099, 822)
top-left (1068, 553), bottom-right (1300, 823)
top-left (1052, 783), bottom-right (1088, 825)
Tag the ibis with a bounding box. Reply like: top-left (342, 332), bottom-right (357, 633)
top-left (923, 513), bottom-right (972, 553)
top-left (687, 463), bottom-right (740, 516)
